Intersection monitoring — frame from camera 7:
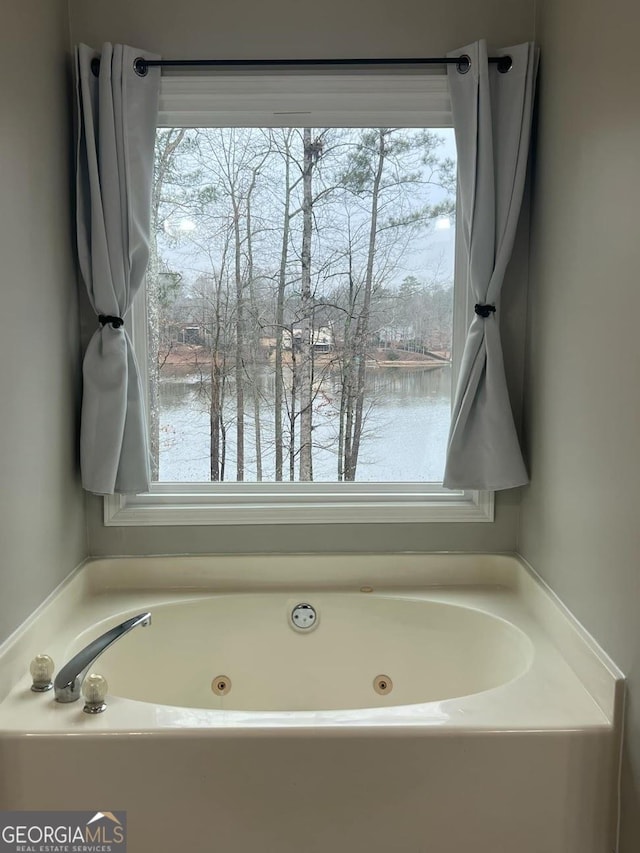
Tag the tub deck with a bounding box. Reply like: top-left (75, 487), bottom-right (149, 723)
top-left (0, 554), bottom-right (624, 853)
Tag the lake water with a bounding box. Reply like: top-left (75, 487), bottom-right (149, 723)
top-left (157, 365), bottom-right (451, 483)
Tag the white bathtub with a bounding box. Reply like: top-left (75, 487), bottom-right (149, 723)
top-left (86, 593), bottom-right (533, 712)
top-left (0, 554), bottom-right (624, 853)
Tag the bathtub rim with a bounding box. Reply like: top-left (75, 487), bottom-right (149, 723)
top-left (0, 552), bottom-right (624, 730)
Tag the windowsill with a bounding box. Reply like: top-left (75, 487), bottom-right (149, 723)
top-left (104, 484), bottom-right (494, 526)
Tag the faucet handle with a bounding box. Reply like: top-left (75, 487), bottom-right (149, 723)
top-left (82, 673), bottom-right (108, 714)
top-left (30, 654), bottom-right (55, 692)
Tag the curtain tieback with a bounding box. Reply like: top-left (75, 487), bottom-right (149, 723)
top-left (474, 304), bottom-right (496, 318)
top-left (98, 315), bottom-right (125, 329)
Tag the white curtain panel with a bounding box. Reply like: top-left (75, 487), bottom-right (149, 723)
top-left (75, 44), bottom-right (160, 494)
top-left (443, 40), bottom-right (539, 491)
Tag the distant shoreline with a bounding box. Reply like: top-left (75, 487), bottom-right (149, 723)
top-left (373, 360), bottom-right (448, 369)
top-left (158, 344), bottom-right (450, 377)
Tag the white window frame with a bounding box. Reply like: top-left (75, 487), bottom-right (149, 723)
top-left (104, 73), bottom-right (493, 526)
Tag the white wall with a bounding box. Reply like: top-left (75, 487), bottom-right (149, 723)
top-left (520, 0), bottom-right (640, 847)
top-left (69, 0), bottom-right (535, 556)
top-left (0, 1), bottom-right (87, 643)
top-left (69, 0), bottom-right (534, 64)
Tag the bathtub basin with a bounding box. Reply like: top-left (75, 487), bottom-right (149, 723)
top-left (82, 594), bottom-right (533, 711)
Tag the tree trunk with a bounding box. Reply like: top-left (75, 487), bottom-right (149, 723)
top-left (289, 323), bottom-right (297, 482)
top-left (346, 130), bottom-right (386, 480)
top-left (147, 238), bottom-right (160, 481)
top-left (298, 128), bottom-right (314, 481)
top-left (233, 198), bottom-right (245, 481)
top-left (274, 134), bottom-right (292, 482)
top-left (210, 362), bottom-right (221, 480)
top-left (246, 188), bottom-right (263, 481)
top-left (210, 279), bottom-right (224, 481)
top-left (338, 252), bottom-right (357, 480)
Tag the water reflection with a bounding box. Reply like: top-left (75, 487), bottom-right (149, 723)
top-left (158, 365), bottom-right (451, 483)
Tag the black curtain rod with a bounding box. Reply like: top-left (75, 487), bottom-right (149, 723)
top-left (90, 54), bottom-right (513, 77)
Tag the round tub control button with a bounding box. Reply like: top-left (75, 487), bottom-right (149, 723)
top-left (290, 603), bottom-right (318, 631)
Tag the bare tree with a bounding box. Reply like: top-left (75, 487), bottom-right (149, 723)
top-left (335, 128), bottom-right (453, 479)
top-left (195, 129), bottom-right (271, 480)
top-left (297, 128), bottom-right (316, 481)
top-left (149, 128), bottom-right (187, 479)
top-left (269, 129), bottom-right (300, 481)
top-left (150, 125), bottom-right (455, 483)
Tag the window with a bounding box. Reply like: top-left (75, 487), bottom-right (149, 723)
top-left (105, 75), bottom-right (493, 525)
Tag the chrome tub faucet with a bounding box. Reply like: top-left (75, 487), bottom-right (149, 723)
top-left (54, 612), bottom-right (151, 703)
